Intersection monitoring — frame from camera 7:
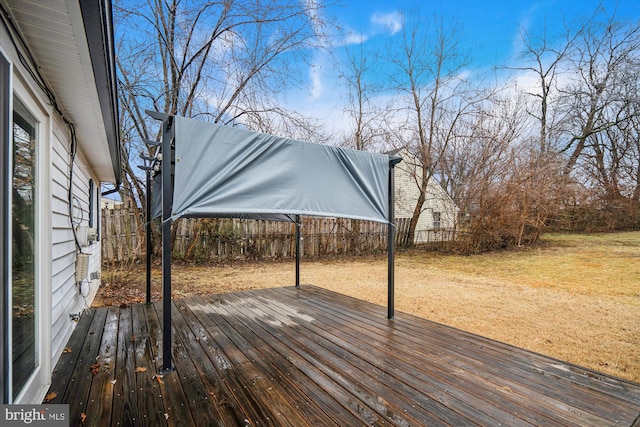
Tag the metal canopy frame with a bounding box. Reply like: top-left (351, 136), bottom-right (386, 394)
top-left (142, 111), bottom-right (400, 372)
top-left (144, 110), bottom-right (174, 372)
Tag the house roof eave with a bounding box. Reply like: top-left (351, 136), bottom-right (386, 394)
top-left (4, 0), bottom-right (121, 185)
top-left (78, 0), bottom-right (121, 187)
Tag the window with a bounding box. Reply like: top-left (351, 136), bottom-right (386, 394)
top-left (0, 51), bottom-right (9, 403)
top-left (89, 179), bottom-right (100, 241)
top-left (432, 211), bottom-right (441, 229)
top-left (11, 97), bottom-right (38, 400)
top-left (89, 179), bottom-right (94, 228)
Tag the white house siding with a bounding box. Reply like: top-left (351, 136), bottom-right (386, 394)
top-left (394, 154), bottom-right (459, 244)
top-left (50, 118), bottom-right (102, 369)
top-left (2, 0), bottom-right (119, 404)
top-left (6, 59), bottom-right (101, 401)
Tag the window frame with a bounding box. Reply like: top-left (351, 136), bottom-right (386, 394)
top-left (8, 71), bottom-right (52, 405)
top-left (0, 47), bottom-right (10, 405)
top-left (432, 211), bottom-right (442, 230)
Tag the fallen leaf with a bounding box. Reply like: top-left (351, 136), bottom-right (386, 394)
top-left (43, 392), bottom-right (57, 402)
top-left (63, 347), bottom-right (72, 353)
top-left (164, 413), bottom-right (169, 419)
top-left (80, 413), bottom-right (87, 424)
top-left (90, 362), bottom-right (100, 375)
top-left (110, 379), bottom-right (117, 385)
top-left (135, 367), bottom-right (147, 373)
top-left (153, 374), bottom-right (164, 384)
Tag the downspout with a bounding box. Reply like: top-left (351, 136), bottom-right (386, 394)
top-left (101, 186), bottom-right (120, 197)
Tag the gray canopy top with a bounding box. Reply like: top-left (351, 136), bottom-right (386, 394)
top-left (153, 115), bottom-right (398, 223)
top-left (143, 112), bottom-right (401, 372)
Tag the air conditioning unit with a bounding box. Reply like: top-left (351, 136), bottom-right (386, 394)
top-left (76, 226), bottom-right (97, 246)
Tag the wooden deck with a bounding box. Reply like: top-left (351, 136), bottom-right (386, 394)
top-left (47, 285), bottom-right (640, 426)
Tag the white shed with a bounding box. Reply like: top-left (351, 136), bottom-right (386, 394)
top-left (394, 149), bottom-right (459, 244)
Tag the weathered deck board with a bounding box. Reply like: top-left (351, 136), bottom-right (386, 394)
top-left (58, 306), bottom-right (109, 421)
top-left (47, 285), bottom-right (640, 427)
top-left (131, 304), bottom-right (166, 425)
top-left (111, 305), bottom-right (137, 425)
top-left (84, 306), bottom-right (119, 426)
top-left (150, 301), bottom-right (198, 426)
top-left (236, 290), bottom-right (523, 425)
top-left (182, 297), bottom-right (322, 426)
top-left (280, 286), bottom-right (630, 424)
top-left (46, 305), bottom-right (94, 405)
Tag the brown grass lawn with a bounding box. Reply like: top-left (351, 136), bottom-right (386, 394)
top-left (97, 231), bottom-right (640, 384)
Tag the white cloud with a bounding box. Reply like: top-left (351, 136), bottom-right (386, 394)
top-left (510, 3), bottom-right (539, 59)
top-left (371, 11), bottom-right (403, 35)
top-left (455, 69), bottom-right (473, 82)
top-left (303, 0), bottom-right (325, 42)
top-left (343, 30), bottom-right (369, 46)
top-left (309, 61), bottom-right (323, 99)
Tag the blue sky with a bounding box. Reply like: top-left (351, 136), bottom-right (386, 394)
top-left (290, 0), bottom-right (640, 134)
top-left (332, 0), bottom-right (640, 67)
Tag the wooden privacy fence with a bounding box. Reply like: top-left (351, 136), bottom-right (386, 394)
top-left (101, 206), bottom-right (144, 263)
top-left (101, 206), bottom-right (457, 263)
top-left (173, 217), bottom-right (396, 260)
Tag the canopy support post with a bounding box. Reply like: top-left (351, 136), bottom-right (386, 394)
top-left (147, 110), bottom-right (175, 374)
top-left (295, 215), bottom-right (301, 288)
top-left (388, 156), bottom-right (401, 320)
top-left (161, 116), bottom-right (174, 373)
top-left (145, 170), bottom-right (151, 305)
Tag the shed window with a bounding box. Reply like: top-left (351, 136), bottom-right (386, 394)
top-left (432, 212), bottom-right (441, 229)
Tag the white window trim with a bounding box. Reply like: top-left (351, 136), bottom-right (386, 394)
top-left (10, 72), bottom-right (52, 404)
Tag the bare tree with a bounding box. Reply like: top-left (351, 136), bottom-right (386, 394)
top-left (387, 12), bottom-right (486, 245)
top-left (340, 43), bottom-right (389, 151)
top-left (551, 13), bottom-right (640, 230)
top-left (559, 15), bottom-right (640, 180)
top-left (508, 7), bottom-right (640, 232)
top-left (629, 108), bottom-right (640, 203)
top-left (441, 90), bottom-right (527, 222)
top-left (509, 23), bottom-right (580, 154)
top-left (439, 89), bottom-right (565, 250)
top-left (114, 0), bottom-right (333, 207)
